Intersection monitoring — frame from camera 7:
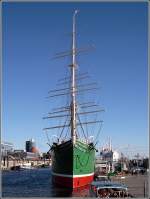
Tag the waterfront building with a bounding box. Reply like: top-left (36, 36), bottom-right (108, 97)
top-left (113, 151), bottom-right (120, 162)
top-left (1, 141), bottom-right (14, 157)
top-left (97, 140), bottom-right (120, 173)
top-left (14, 150), bottom-right (25, 153)
top-left (100, 148), bottom-right (119, 162)
top-left (99, 138), bottom-right (120, 162)
top-left (7, 151), bottom-right (40, 160)
top-left (26, 152), bottom-right (40, 160)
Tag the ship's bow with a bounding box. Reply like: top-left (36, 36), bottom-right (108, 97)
top-left (51, 139), bottom-right (95, 188)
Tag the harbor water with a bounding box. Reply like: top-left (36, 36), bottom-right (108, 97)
top-left (2, 168), bottom-right (90, 197)
top-left (2, 167), bottom-right (148, 197)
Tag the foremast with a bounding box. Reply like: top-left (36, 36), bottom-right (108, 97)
top-left (71, 10), bottom-right (78, 145)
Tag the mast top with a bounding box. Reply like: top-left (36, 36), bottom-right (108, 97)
top-left (74, 10), bottom-right (79, 16)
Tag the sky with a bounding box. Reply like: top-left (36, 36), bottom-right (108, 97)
top-left (2, 2), bottom-right (148, 157)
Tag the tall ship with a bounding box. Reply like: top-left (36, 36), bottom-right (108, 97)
top-left (43, 10), bottom-right (104, 189)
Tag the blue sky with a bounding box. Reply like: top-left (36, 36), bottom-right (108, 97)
top-left (2, 2), bottom-right (148, 157)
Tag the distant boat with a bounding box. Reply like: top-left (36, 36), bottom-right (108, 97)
top-left (20, 163), bottom-right (33, 170)
top-left (90, 181), bottom-right (132, 198)
top-left (11, 163), bottom-right (33, 171)
top-left (44, 10), bottom-right (104, 189)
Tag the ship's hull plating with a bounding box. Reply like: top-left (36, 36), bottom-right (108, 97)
top-left (51, 139), bottom-right (95, 188)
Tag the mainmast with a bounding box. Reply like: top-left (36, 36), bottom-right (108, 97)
top-left (43, 11), bottom-right (104, 142)
top-left (71, 10), bottom-right (78, 144)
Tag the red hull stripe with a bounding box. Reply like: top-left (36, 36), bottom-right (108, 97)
top-left (51, 171), bottom-right (94, 178)
top-left (52, 174), bottom-right (94, 188)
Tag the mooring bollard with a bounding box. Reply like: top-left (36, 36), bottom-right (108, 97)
top-left (144, 181), bottom-right (146, 198)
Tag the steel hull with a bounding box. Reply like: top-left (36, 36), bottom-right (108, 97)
top-left (51, 139), bottom-right (95, 188)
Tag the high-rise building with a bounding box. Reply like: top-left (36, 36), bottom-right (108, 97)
top-left (25, 139), bottom-right (38, 153)
top-left (26, 139), bottom-right (35, 152)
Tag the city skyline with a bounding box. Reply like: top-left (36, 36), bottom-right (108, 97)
top-left (2, 2), bottom-right (148, 157)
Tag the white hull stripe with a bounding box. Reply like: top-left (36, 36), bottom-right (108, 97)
top-left (51, 171), bottom-right (94, 178)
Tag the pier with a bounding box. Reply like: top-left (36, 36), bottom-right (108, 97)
top-left (111, 174), bottom-right (148, 198)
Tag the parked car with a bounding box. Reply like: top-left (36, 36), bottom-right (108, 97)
top-left (131, 167), bottom-right (146, 175)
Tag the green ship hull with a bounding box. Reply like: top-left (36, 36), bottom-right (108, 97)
top-left (51, 139), bottom-right (95, 188)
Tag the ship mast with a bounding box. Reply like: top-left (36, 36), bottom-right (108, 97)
top-left (43, 11), bottom-right (104, 142)
top-left (71, 10), bottom-right (78, 144)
